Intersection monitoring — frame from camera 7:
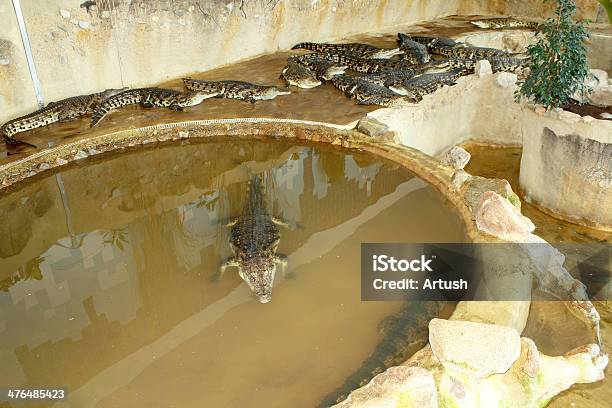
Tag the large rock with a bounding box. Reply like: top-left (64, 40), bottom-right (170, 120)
top-left (429, 318), bottom-right (521, 378)
top-left (450, 169), bottom-right (471, 190)
top-left (464, 176), bottom-right (521, 211)
top-left (496, 72), bottom-right (517, 88)
top-left (333, 366), bottom-right (437, 408)
top-left (441, 146), bottom-right (471, 170)
top-left (475, 59), bottom-right (492, 77)
top-left (338, 330), bottom-right (608, 407)
top-left (474, 191), bottom-right (535, 240)
top-left (589, 86), bottom-right (612, 107)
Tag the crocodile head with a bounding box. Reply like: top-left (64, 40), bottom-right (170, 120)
top-left (184, 90), bottom-right (221, 106)
top-left (101, 87), bottom-right (129, 99)
top-left (238, 257), bottom-right (277, 303)
top-left (258, 87), bottom-right (291, 100)
top-left (281, 64), bottom-right (322, 89)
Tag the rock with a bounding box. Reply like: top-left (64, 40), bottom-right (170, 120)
top-left (601, 112), bottom-right (612, 120)
top-left (474, 191), bottom-right (534, 240)
top-left (55, 158), bottom-right (68, 166)
top-left (406, 336), bottom-right (607, 408)
top-left (450, 169), bottom-right (471, 190)
top-left (464, 176), bottom-right (521, 211)
top-left (589, 69), bottom-right (609, 89)
top-left (74, 150), bottom-right (88, 160)
top-left (589, 86), bottom-right (612, 107)
top-left (475, 59), bottom-right (492, 77)
top-left (59, 9), bottom-right (70, 19)
top-left (557, 109), bottom-right (581, 123)
top-left (38, 163), bottom-right (51, 171)
top-left (441, 146), bottom-right (471, 170)
top-left (333, 366), bottom-right (437, 408)
top-left (451, 301), bottom-right (531, 333)
top-left (496, 72), bottom-right (517, 88)
top-left (429, 318), bottom-right (521, 378)
top-left (79, 21), bottom-right (91, 29)
top-left (357, 117), bottom-right (390, 138)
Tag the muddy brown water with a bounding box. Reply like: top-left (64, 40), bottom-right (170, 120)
top-left (0, 139), bottom-right (465, 407)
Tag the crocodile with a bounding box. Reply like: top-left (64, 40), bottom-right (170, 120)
top-left (294, 55), bottom-right (348, 80)
top-left (388, 68), bottom-right (470, 97)
top-left (221, 174), bottom-right (287, 304)
top-left (429, 44), bottom-right (509, 59)
top-left (472, 18), bottom-right (540, 29)
top-left (314, 52), bottom-right (434, 74)
top-left (397, 33), bottom-right (431, 64)
top-left (331, 75), bottom-right (421, 106)
top-left (1, 88), bottom-right (125, 147)
top-left (439, 55), bottom-right (529, 72)
top-left (182, 78), bottom-right (290, 103)
top-left (355, 69), bottom-right (419, 87)
top-left (291, 42), bottom-right (402, 59)
top-left (318, 301), bottom-right (446, 407)
top-left (90, 87), bottom-right (217, 127)
top-left (409, 35), bottom-right (460, 48)
top-left (280, 59), bottom-right (322, 88)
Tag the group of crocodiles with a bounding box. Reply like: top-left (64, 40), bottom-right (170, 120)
top-left (0, 17), bottom-right (533, 149)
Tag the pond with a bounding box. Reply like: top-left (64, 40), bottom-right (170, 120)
top-left (0, 138), bottom-right (466, 407)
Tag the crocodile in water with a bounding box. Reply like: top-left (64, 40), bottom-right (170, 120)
top-left (1, 88), bottom-right (125, 147)
top-left (318, 302), bottom-right (446, 407)
top-left (183, 78), bottom-right (290, 103)
top-left (221, 174), bottom-right (287, 303)
top-left (90, 87), bottom-right (217, 127)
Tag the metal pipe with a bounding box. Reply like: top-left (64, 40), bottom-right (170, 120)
top-left (11, 0), bottom-right (44, 108)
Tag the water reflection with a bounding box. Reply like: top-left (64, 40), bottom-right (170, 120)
top-left (0, 139), bottom-right (465, 407)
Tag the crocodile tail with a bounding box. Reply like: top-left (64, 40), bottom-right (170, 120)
top-left (291, 42), bottom-right (311, 50)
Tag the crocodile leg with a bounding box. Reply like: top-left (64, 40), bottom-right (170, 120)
top-left (3, 135), bottom-right (37, 148)
top-left (58, 108), bottom-right (80, 122)
top-left (271, 217), bottom-right (290, 228)
top-left (219, 257), bottom-right (239, 277)
top-left (207, 257), bottom-right (237, 283)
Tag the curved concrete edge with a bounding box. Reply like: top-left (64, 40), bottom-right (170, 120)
top-left (519, 104), bottom-right (612, 231)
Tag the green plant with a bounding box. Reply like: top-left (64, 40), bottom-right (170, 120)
top-left (516, 0), bottom-right (591, 109)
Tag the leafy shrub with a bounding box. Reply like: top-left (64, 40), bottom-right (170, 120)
top-left (516, 0), bottom-right (590, 109)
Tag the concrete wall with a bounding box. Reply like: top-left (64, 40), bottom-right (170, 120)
top-left (519, 106), bottom-right (612, 229)
top-left (0, 0), bottom-right (604, 124)
top-left (365, 72), bottom-right (523, 157)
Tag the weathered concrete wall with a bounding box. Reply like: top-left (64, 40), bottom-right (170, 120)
top-left (519, 106), bottom-right (612, 230)
top-left (0, 0), bottom-right (604, 124)
top-left (0, 1), bottom-right (38, 121)
top-left (365, 72), bottom-right (523, 157)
